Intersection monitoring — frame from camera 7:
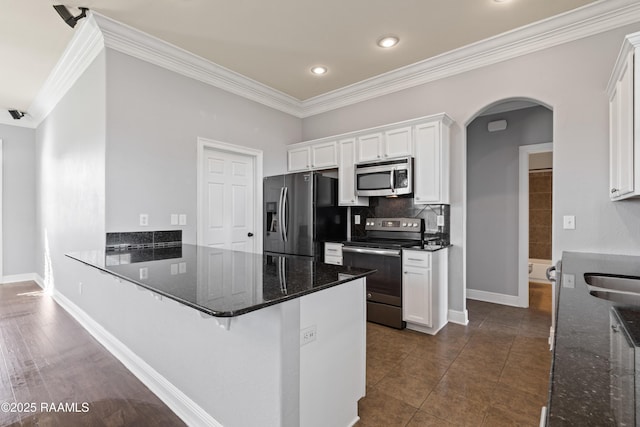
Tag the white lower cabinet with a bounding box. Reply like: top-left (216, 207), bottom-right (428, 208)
top-left (402, 248), bottom-right (448, 335)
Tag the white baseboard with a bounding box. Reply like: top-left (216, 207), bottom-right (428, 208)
top-left (467, 289), bottom-right (523, 307)
top-left (1, 273), bottom-right (40, 284)
top-left (447, 309), bottom-right (468, 325)
top-left (47, 287), bottom-right (221, 427)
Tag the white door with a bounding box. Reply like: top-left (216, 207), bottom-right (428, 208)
top-left (201, 147), bottom-right (256, 252)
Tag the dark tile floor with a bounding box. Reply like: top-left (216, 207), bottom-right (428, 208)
top-left (357, 282), bottom-right (552, 426)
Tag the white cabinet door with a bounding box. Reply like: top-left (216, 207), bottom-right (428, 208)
top-left (610, 49), bottom-right (635, 199)
top-left (414, 121), bottom-right (449, 204)
top-left (403, 265), bottom-right (432, 327)
top-left (402, 249), bottom-right (448, 335)
top-left (311, 141), bottom-right (338, 169)
top-left (384, 126), bottom-right (413, 158)
top-left (288, 146), bottom-right (311, 172)
top-left (339, 138), bottom-right (368, 206)
top-left (357, 132), bottom-right (384, 162)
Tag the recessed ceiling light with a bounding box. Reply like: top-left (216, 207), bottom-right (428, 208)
top-left (311, 66), bottom-right (328, 75)
top-left (377, 36), bottom-right (399, 48)
top-left (494, 0), bottom-right (510, 2)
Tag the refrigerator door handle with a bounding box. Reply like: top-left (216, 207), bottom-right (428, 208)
top-left (278, 187), bottom-right (285, 242)
top-left (282, 186), bottom-right (289, 242)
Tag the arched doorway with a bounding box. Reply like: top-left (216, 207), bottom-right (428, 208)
top-left (464, 98), bottom-right (554, 313)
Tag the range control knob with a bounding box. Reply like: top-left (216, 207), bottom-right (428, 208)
top-left (402, 223), bottom-right (407, 227)
top-left (412, 223), bottom-right (418, 227)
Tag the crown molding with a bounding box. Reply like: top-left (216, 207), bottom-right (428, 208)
top-left (19, 0), bottom-right (640, 127)
top-left (299, 0), bottom-right (640, 117)
top-left (26, 15), bottom-right (104, 128)
top-left (92, 13), bottom-right (303, 117)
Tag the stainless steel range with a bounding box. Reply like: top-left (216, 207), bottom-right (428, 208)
top-left (342, 217), bottom-right (427, 329)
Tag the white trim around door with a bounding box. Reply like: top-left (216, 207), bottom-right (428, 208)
top-left (196, 138), bottom-right (264, 253)
top-left (518, 142), bottom-right (553, 307)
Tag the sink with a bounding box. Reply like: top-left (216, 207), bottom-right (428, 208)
top-left (585, 273), bottom-right (640, 305)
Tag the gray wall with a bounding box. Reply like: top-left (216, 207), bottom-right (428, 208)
top-left (300, 23), bottom-right (640, 315)
top-left (0, 124), bottom-right (36, 276)
top-left (104, 49), bottom-right (301, 242)
top-left (34, 51), bottom-right (106, 296)
top-left (466, 106), bottom-right (553, 296)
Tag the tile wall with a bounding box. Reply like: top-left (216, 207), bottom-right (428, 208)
top-left (529, 171), bottom-right (552, 259)
top-left (351, 196), bottom-right (450, 244)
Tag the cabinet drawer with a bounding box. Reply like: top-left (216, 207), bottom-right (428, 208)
top-left (325, 255), bottom-right (343, 266)
top-left (403, 251), bottom-right (431, 268)
top-left (325, 243), bottom-right (343, 258)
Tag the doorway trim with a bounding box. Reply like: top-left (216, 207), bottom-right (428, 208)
top-left (196, 137), bottom-right (264, 253)
top-left (518, 142), bottom-right (553, 307)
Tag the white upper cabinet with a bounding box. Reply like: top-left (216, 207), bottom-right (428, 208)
top-left (414, 119), bottom-right (452, 204)
top-left (311, 141), bottom-right (339, 169)
top-left (286, 113), bottom-right (453, 205)
top-left (357, 132), bottom-right (384, 162)
top-left (338, 138), bottom-right (368, 206)
top-left (608, 32), bottom-right (640, 201)
top-left (357, 127), bottom-right (413, 162)
top-left (287, 141), bottom-right (338, 172)
top-left (288, 146), bottom-right (311, 172)
top-left (384, 126), bottom-right (413, 158)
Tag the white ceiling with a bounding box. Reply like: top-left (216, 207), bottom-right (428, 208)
top-left (0, 0), bottom-right (604, 112)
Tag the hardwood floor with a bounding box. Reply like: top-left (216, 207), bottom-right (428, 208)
top-left (0, 281), bottom-right (185, 427)
top-left (358, 282), bottom-right (552, 426)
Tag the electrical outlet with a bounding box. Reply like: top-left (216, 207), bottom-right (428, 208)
top-left (300, 325), bottom-right (317, 346)
top-left (562, 274), bottom-right (575, 288)
top-left (170, 214), bottom-right (179, 225)
top-left (179, 214), bottom-right (187, 225)
top-left (354, 215), bottom-right (361, 225)
top-left (179, 262), bottom-right (187, 274)
top-left (563, 215), bottom-right (575, 230)
top-left (170, 264), bottom-right (178, 275)
top-left (436, 215), bottom-right (445, 227)
top-left (139, 267), bottom-right (149, 280)
top-left (139, 214), bottom-right (149, 226)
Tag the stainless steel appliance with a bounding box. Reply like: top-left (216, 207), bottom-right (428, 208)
top-left (355, 157), bottom-right (413, 197)
top-left (342, 217), bottom-right (425, 329)
top-left (264, 172), bottom-right (347, 258)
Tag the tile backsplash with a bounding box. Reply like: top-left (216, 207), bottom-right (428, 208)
top-left (106, 230), bottom-right (182, 251)
top-left (351, 196), bottom-right (450, 244)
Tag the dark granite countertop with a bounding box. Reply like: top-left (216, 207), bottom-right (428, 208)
top-left (548, 251), bottom-right (640, 426)
top-left (66, 245), bottom-right (374, 318)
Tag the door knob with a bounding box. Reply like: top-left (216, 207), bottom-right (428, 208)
top-left (248, 232), bottom-right (254, 237)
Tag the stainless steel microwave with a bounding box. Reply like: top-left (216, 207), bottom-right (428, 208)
top-left (355, 157), bottom-right (413, 197)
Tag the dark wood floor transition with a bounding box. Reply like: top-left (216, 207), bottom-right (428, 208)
top-left (0, 281), bottom-right (185, 427)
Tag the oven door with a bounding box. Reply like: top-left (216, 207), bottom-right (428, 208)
top-left (342, 246), bottom-right (402, 306)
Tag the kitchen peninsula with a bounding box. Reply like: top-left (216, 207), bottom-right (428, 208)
top-left (66, 244), bottom-right (374, 427)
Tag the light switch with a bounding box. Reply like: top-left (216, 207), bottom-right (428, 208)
top-left (179, 214), bottom-right (187, 225)
top-left (170, 264), bottom-right (178, 275)
top-left (139, 214), bottom-right (149, 226)
top-left (170, 214), bottom-right (179, 225)
top-left (563, 215), bottom-right (575, 230)
top-left (354, 215), bottom-right (361, 225)
top-left (139, 267), bottom-right (149, 280)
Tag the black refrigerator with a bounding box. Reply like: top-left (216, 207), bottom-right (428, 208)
top-left (264, 172), bottom-right (347, 259)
